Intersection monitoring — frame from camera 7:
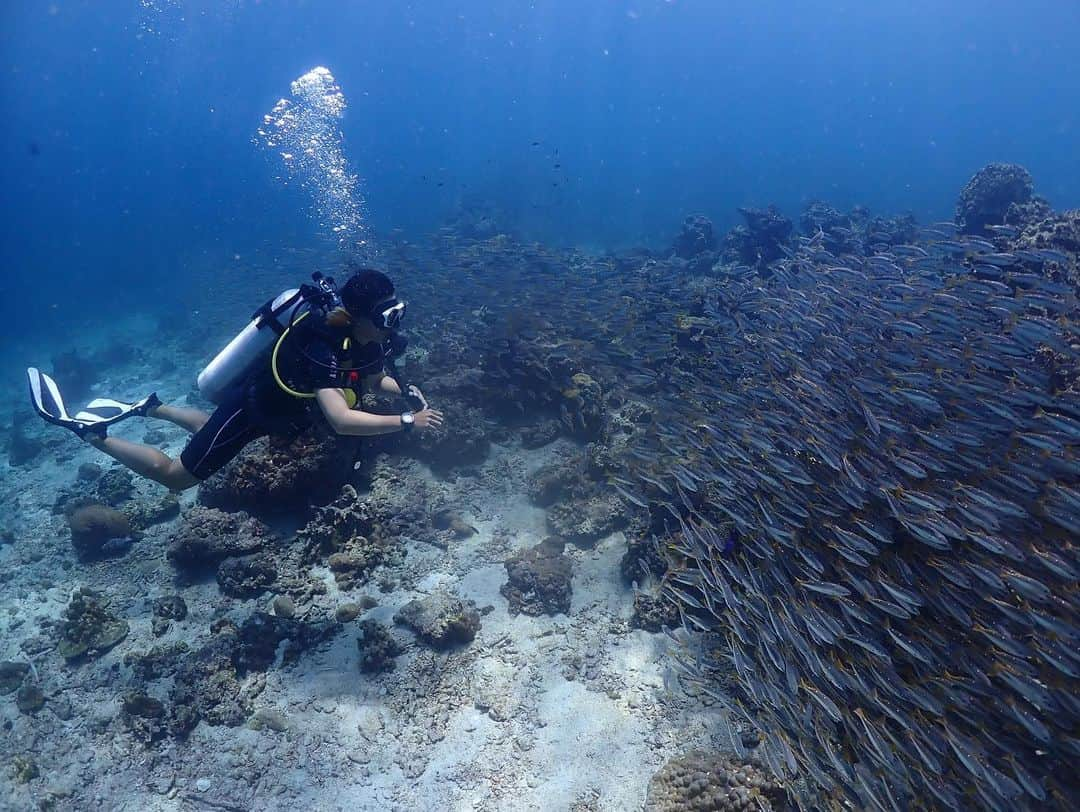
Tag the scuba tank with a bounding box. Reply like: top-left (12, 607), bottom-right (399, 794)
top-left (196, 273), bottom-right (340, 404)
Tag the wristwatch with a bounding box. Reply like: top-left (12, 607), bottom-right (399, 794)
top-left (400, 411), bottom-right (415, 433)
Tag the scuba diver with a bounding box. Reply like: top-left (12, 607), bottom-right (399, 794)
top-left (26, 268), bottom-right (443, 491)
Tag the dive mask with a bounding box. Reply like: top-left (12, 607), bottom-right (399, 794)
top-left (371, 299), bottom-right (406, 330)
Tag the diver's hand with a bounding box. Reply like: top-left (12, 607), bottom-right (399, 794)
top-left (406, 385), bottom-right (429, 411)
top-left (414, 408), bottom-right (444, 430)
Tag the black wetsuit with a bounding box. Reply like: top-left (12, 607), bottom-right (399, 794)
top-left (180, 323), bottom-right (391, 480)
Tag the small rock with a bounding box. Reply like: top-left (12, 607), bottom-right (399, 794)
top-left (0, 661), bottom-right (30, 695)
top-left (394, 590), bottom-right (481, 649)
top-left (248, 708), bottom-right (289, 732)
top-left (335, 603), bottom-right (363, 623)
top-left (272, 595), bottom-right (296, 619)
top-left (16, 683), bottom-right (46, 714)
top-left (153, 595), bottom-right (188, 621)
top-left (195, 777), bottom-right (212, 793)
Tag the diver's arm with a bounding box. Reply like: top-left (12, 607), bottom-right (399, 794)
top-left (372, 372), bottom-right (402, 396)
top-left (316, 388), bottom-right (406, 436)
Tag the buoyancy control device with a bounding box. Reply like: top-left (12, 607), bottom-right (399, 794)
top-left (196, 273), bottom-right (342, 404)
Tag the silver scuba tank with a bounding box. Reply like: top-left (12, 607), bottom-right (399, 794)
top-left (196, 288), bottom-right (308, 404)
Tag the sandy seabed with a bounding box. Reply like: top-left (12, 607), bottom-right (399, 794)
top-left (0, 324), bottom-right (724, 811)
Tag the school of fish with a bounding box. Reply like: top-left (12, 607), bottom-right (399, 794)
top-left (389, 204), bottom-right (1078, 810)
top-left (622, 223), bottom-right (1079, 810)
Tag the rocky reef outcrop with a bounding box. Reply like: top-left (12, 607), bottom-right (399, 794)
top-left (645, 751), bottom-right (790, 811)
top-left (166, 506), bottom-right (274, 571)
top-left (198, 426), bottom-right (359, 514)
top-left (500, 536), bottom-right (573, 616)
top-left (955, 162), bottom-right (1037, 234)
top-left (58, 588), bottom-right (129, 660)
top-left (721, 205), bottom-right (793, 265)
top-left (394, 590), bottom-right (481, 649)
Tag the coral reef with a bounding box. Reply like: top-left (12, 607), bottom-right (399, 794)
top-left (520, 419), bottom-right (562, 449)
top-left (630, 592), bottom-right (679, 633)
top-left (527, 454), bottom-right (587, 508)
top-left (672, 214), bottom-right (717, 259)
top-left (16, 683), bottom-right (45, 714)
top-left (356, 619), bottom-right (403, 673)
top-left (67, 503), bottom-right (136, 559)
top-left (721, 205), bottom-right (793, 265)
top-left (216, 553), bottom-right (278, 598)
top-left (151, 594), bottom-right (188, 636)
top-left (644, 751), bottom-right (790, 812)
top-left (500, 536), bottom-right (573, 616)
top-left (120, 690), bottom-right (168, 743)
top-left (546, 492), bottom-right (628, 546)
top-left (166, 506), bottom-right (273, 571)
top-left (408, 401), bottom-right (492, 472)
top-left (394, 590), bottom-right (481, 649)
top-left (955, 162), bottom-right (1034, 234)
top-left (198, 426), bottom-right (359, 514)
top-left (58, 588), bottom-right (129, 660)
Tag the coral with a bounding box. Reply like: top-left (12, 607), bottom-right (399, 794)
top-left (11, 755), bottom-right (39, 784)
top-left (153, 595), bottom-right (188, 621)
top-left (408, 401), bottom-right (492, 472)
top-left (124, 641), bottom-right (190, 682)
top-left (216, 553), bottom-right (278, 598)
top-left (198, 425), bottom-right (359, 514)
top-left (77, 462), bottom-right (103, 481)
top-left (97, 468), bottom-right (135, 505)
top-left (721, 205), bottom-right (793, 265)
top-left (356, 619), bottom-right (403, 673)
top-left (520, 419), bottom-right (561, 449)
top-left (271, 595), bottom-right (296, 618)
top-left (644, 751), bottom-right (790, 812)
top-left (125, 493), bottom-right (180, 530)
top-left (1004, 196), bottom-right (1052, 228)
top-left (166, 506), bottom-right (272, 571)
top-left (546, 492), bottom-right (628, 546)
top-left (67, 503), bottom-right (136, 559)
top-left (167, 627), bottom-right (247, 733)
top-left (620, 533), bottom-right (668, 585)
top-left (955, 162), bottom-right (1034, 234)
top-left (326, 538), bottom-right (389, 590)
top-left (16, 683), bottom-right (45, 714)
top-left (299, 482), bottom-right (413, 587)
top-left (501, 536), bottom-right (573, 616)
top-left (162, 612), bottom-right (338, 735)
top-left (527, 453), bottom-right (587, 508)
top-left (431, 510), bottom-right (477, 539)
top-left (247, 708), bottom-right (289, 732)
top-left (672, 214), bottom-right (717, 259)
top-left (151, 594), bottom-right (187, 636)
top-left (120, 690), bottom-right (168, 743)
top-left (394, 590), bottom-right (481, 649)
top-left (58, 588), bottom-right (129, 660)
top-left (0, 661), bottom-right (30, 694)
top-left (336, 596), bottom-right (376, 623)
top-left (630, 592), bottom-right (680, 633)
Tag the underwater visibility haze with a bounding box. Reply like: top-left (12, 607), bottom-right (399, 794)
top-left (1, 1), bottom-right (1079, 810)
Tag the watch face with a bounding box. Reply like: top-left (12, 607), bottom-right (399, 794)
top-left (402, 412), bottom-right (414, 424)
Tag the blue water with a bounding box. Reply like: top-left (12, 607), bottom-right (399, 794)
top-left (2, 0), bottom-right (1079, 341)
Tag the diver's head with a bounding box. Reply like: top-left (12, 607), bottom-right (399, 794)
top-left (327, 268), bottom-right (406, 342)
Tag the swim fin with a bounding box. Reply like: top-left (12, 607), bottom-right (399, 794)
top-left (26, 367), bottom-right (161, 438)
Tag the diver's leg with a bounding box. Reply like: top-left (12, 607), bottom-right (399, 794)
top-left (149, 404), bottom-right (210, 434)
top-left (85, 435), bottom-right (200, 491)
